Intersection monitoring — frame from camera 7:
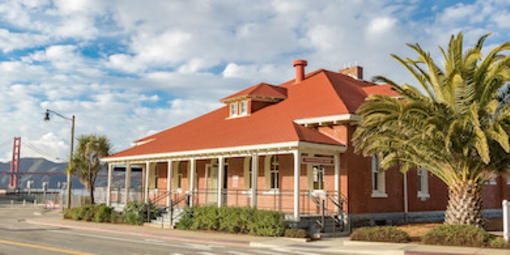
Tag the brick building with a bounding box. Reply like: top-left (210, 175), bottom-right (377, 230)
top-left (101, 60), bottom-right (510, 232)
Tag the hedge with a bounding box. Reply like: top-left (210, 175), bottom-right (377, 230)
top-left (175, 206), bottom-right (288, 237)
top-left (350, 226), bottom-right (410, 243)
top-left (123, 201), bottom-right (160, 225)
top-left (421, 225), bottom-right (490, 247)
top-left (63, 204), bottom-right (124, 224)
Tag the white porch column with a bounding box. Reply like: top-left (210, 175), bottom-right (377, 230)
top-left (166, 160), bottom-right (173, 207)
top-left (106, 163), bottom-right (113, 206)
top-left (293, 150), bottom-right (301, 221)
top-left (251, 154), bottom-right (258, 208)
top-left (189, 158), bottom-right (196, 207)
top-left (144, 161), bottom-right (150, 203)
top-left (125, 163), bottom-right (131, 204)
top-left (218, 156), bottom-right (225, 207)
top-left (217, 156), bottom-right (224, 207)
top-left (334, 154), bottom-right (340, 214)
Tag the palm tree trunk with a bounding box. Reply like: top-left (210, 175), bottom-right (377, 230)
top-left (444, 179), bottom-right (484, 227)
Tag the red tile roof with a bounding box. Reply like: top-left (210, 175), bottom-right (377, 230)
top-left (220, 82), bottom-right (287, 102)
top-left (105, 68), bottom-right (396, 159)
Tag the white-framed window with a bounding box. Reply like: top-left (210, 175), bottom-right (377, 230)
top-left (312, 165), bottom-right (325, 190)
top-left (417, 167), bottom-right (430, 200)
top-left (488, 177), bottom-right (497, 185)
top-left (230, 102), bottom-right (238, 117)
top-left (270, 155), bottom-right (280, 189)
top-left (371, 156), bottom-right (387, 198)
top-left (507, 177), bottom-right (510, 185)
top-left (240, 100), bottom-right (248, 116)
top-left (177, 164), bottom-right (183, 189)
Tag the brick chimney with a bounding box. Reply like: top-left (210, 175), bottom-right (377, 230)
top-left (339, 65), bottom-right (363, 80)
top-left (293, 59), bottom-right (307, 83)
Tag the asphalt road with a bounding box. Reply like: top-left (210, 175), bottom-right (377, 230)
top-left (0, 207), bottom-right (335, 255)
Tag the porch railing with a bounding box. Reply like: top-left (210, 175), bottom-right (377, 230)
top-left (188, 189), bottom-right (346, 216)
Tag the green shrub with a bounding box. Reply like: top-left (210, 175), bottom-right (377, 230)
top-left (284, 228), bottom-right (310, 239)
top-left (247, 209), bottom-right (287, 236)
top-left (175, 206), bottom-right (287, 237)
top-left (93, 204), bottom-right (113, 223)
top-left (421, 224), bottom-right (490, 247)
top-left (109, 211), bottom-right (125, 224)
top-left (488, 236), bottom-right (510, 249)
top-left (63, 204), bottom-right (117, 223)
top-left (63, 208), bottom-right (74, 219)
top-left (123, 201), bottom-right (159, 225)
top-left (350, 226), bottom-right (410, 243)
top-left (175, 207), bottom-right (193, 230)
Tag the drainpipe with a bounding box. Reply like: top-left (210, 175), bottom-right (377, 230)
top-left (403, 172), bottom-right (409, 223)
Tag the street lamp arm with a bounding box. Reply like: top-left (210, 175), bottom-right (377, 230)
top-left (46, 109), bottom-right (73, 121)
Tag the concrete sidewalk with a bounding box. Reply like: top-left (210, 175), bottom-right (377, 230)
top-left (26, 214), bottom-right (510, 255)
top-left (252, 238), bottom-right (510, 255)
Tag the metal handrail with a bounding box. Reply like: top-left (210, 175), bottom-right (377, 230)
top-left (309, 192), bottom-right (346, 232)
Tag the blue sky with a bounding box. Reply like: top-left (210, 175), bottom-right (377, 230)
top-left (0, 0), bottom-right (509, 162)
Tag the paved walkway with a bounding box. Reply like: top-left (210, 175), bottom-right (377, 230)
top-left (25, 210), bottom-right (510, 255)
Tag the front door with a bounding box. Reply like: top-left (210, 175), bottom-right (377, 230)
top-left (205, 164), bottom-right (218, 205)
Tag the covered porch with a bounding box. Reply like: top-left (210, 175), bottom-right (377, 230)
top-left (102, 141), bottom-right (346, 221)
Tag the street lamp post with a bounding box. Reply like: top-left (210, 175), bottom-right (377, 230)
top-left (44, 109), bottom-right (75, 209)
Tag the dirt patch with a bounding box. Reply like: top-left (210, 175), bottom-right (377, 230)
top-left (396, 222), bottom-right (440, 242)
top-left (396, 218), bottom-right (503, 242)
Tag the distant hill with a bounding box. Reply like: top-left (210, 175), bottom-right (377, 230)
top-left (0, 157), bottom-right (140, 189)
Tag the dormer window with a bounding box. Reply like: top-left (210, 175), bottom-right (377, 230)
top-left (240, 100), bottom-right (248, 115)
top-left (230, 102), bottom-right (238, 117)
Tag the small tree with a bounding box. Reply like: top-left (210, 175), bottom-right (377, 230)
top-left (69, 135), bottom-right (111, 204)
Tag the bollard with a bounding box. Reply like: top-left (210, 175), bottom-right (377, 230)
top-left (34, 200), bottom-right (37, 208)
top-left (10, 200), bottom-right (13, 206)
top-left (23, 199), bottom-right (26, 206)
top-left (504, 200), bottom-right (509, 243)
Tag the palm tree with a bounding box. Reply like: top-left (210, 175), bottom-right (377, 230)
top-left (69, 135), bottom-right (111, 204)
top-left (353, 33), bottom-right (510, 226)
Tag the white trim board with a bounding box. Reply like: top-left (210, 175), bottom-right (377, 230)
top-left (101, 141), bottom-right (346, 163)
top-left (293, 114), bottom-right (361, 126)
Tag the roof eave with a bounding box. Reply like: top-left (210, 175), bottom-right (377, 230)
top-left (101, 141), bottom-right (346, 163)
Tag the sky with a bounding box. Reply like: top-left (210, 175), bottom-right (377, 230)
top-left (0, 0), bottom-right (509, 162)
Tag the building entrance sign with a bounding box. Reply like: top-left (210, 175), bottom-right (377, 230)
top-left (302, 156), bottom-right (334, 165)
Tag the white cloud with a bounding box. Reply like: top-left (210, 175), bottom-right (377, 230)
top-left (0, 0), bottom-right (509, 163)
top-left (0, 29), bottom-right (49, 52)
top-left (367, 17), bottom-right (397, 35)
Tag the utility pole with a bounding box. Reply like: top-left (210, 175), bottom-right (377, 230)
top-left (44, 109), bottom-right (75, 209)
top-left (67, 115), bottom-right (75, 209)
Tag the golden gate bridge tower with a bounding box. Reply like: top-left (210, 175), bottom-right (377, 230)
top-left (8, 137), bottom-right (21, 190)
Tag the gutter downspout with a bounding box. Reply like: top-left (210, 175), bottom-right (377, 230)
top-left (403, 172), bottom-right (409, 223)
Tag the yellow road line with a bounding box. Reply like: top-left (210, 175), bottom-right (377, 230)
top-left (0, 238), bottom-right (94, 255)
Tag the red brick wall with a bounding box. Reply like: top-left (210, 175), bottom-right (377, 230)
top-left (406, 169), bottom-right (448, 212)
top-left (146, 123), bottom-right (510, 214)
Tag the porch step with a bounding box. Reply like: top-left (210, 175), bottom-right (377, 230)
top-left (149, 207), bottom-right (186, 228)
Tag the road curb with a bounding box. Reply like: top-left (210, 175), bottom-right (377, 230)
top-left (25, 219), bottom-right (251, 247)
